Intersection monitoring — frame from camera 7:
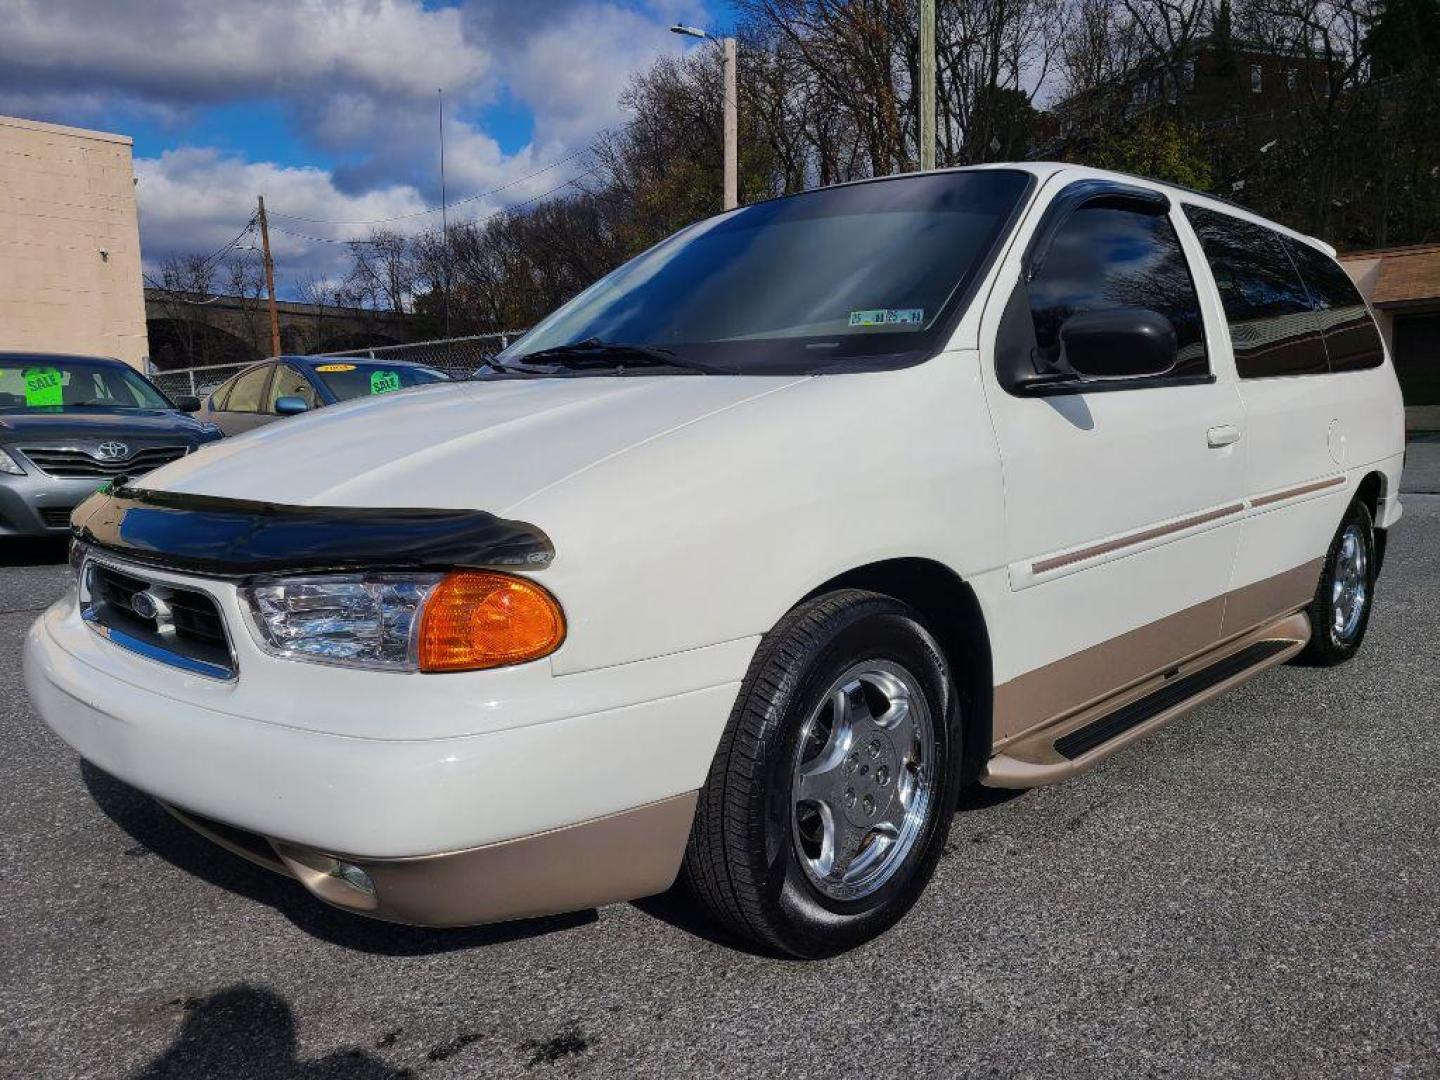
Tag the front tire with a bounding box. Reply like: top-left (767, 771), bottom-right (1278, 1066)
top-left (1298, 498), bottom-right (1377, 666)
top-left (681, 590), bottom-right (961, 958)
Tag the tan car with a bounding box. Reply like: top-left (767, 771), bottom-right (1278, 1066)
top-left (197, 356), bottom-right (449, 436)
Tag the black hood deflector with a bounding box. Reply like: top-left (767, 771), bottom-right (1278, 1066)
top-left (71, 486), bottom-right (554, 578)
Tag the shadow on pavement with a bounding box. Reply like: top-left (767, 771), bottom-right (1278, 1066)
top-left (130, 984), bottom-right (409, 1079)
top-left (1, 537), bottom-right (69, 566)
top-left (631, 883), bottom-right (775, 958)
top-left (82, 761), bottom-right (597, 957)
top-left (955, 782), bottom-right (1028, 813)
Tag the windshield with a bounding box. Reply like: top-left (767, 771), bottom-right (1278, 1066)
top-left (0, 359), bottom-right (173, 411)
top-left (504, 169), bottom-right (1031, 374)
top-left (310, 362), bottom-right (449, 401)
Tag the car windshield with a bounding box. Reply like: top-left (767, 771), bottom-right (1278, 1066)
top-left (0, 359), bottom-right (173, 411)
top-left (309, 362), bottom-right (449, 401)
top-left (503, 169), bottom-right (1031, 375)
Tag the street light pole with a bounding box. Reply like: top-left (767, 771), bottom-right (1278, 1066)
top-left (919, 0), bottom-right (936, 171)
top-left (722, 36), bottom-right (738, 210)
top-left (672, 24), bottom-right (739, 210)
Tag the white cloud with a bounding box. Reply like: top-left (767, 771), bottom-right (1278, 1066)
top-left (0, 0), bottom-right (488, 111)
top-left (1, 0), bottom-right (719, 292)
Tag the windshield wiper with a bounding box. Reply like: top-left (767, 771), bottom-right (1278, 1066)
top-left (514, 339), bottom-right (733, 375)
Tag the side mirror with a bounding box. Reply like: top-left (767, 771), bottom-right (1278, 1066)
top-left (274, 396), bottom-right (310, 416)
top-left (174, 395), bottom-right (202, 413)
top-left (1059, 308), bottom-right (1177, 380)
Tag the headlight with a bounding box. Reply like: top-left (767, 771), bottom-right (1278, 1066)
top-left (0, 447), bottom-right (25, 475)
top-left (242, 570), bottom-right (565, 673)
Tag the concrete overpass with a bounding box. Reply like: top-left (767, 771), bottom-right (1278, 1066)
top-left (144, 288), bottom-right (421, 369)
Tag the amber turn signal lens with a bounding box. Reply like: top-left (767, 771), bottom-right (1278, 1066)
top-left (417, 570), bottom-right (565, 673)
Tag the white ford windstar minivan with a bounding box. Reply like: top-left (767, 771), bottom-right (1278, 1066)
top-left (26, 163), bottom-right (1404, 957)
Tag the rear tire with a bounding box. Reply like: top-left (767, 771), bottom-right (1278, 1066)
top-left (681, 589), bottom-right (961, 958)
top-left (1297, 499), bottom-right (1376, 666)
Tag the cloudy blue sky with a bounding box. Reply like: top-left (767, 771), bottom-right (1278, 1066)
top-left (0, 0), bottom-right (739, 293)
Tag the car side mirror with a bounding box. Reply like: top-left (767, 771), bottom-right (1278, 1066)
top-left (1059, 308), bottom-right (1177, 380)
top-left (174, 395), bottom-right (202, 412)
top-left (274, 396), bottom-right (310, 416)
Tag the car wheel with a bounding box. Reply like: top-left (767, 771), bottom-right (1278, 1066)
top-left (682, 589), bottom-right (961, 958)
top-left (1297, 498), bottom-right (1377, 666)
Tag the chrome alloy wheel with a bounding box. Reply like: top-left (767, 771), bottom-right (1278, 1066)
top-left (1332, 523), bottom-right (1369, 644)
top-left (790, 660), bottom-right (935, 902)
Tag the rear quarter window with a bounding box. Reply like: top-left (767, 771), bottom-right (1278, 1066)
top-left (1282, 239), bottom-right (1385, 372)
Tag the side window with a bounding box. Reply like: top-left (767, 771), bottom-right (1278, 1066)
top-left (1028, 204), bottom-right (1209, 378)
top-left (265, 364), bottom-right (319, 412)
top-left (223, 365), bottom-right (272, 414)
top-left (1282, 239), bottom-right (1385, 372)
top-left (1184, 205), bottom-right (1327, 378)
top-left (210, 376), bottom-right (235, 411)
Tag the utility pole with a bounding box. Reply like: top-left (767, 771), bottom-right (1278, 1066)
top-left (919, 0), bottom-right (936, 172)
top-left (722, 36), bottom-right (738, 210)
top-left (438, 88), bottom-right (451, 338)
top-left (256, 195), bottom-right (281, 357)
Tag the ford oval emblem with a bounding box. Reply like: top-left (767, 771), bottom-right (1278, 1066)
top-left (97, 441), bottom-right (130, 461)
top-left (130, 590), bottom-right (158, 620)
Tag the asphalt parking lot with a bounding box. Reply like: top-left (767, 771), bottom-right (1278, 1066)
top-left (3, 458), bottom-right (1439, 1079)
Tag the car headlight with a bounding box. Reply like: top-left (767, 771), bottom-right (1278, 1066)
top-left (242, 570), bottom-right (565, 673)
top-left (0, 447), bottom-right (25, 475)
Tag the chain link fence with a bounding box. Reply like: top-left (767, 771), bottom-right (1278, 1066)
top-left (322, 331), bottom-right (526, 378)
top-left (146, 361), bottom-right (253, 402)
top-left (145, 331), bottom-right (529, 402)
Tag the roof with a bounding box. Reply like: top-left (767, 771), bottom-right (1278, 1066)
top-left (0, 352), bottom-right (125, 365)
top-left (1338, 242), bottom-right (1440, 261)
top-left (282, 354), bottom-right (430, 367)
top-left (0, 113), bottom-right (132, 146)
top-left (984, 162), bottom-right (1336, 255)
top-left (1355, 246), bottom-right (1440, 306)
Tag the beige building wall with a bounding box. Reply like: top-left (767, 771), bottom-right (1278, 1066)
top-left (0, 115), bottom-right (148, 369)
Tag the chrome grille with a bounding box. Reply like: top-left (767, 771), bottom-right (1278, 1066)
top-left (20, 444), bottom-right (187, 478)
top-left (81, 559), bottom-right (234, 680)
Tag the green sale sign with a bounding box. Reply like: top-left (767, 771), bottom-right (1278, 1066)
top-left (23, 367), bottom-right (63, 407)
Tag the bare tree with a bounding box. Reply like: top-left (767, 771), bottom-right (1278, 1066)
top-left (343, 228), bottom-right (415, 313)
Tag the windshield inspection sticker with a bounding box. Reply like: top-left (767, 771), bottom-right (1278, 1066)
top-left (315, 363), bottom-right (356, 373)
top-left (369, 370), bottom-right (402, 395)
top-left (23, 366), bottom-right (63, 407)
top-left (848, 308), bottom-right (924, 327)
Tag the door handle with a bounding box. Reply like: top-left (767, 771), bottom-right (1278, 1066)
top-left (1207, 424), bottom-right (1241, 448)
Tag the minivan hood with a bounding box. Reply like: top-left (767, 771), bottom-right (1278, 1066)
top-left (141, 376), bottom-right (805, 512)
top-left (0, 409), bottom-right (212, 441)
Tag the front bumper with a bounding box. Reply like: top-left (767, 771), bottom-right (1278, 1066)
top-left (0, 472), bottom-right (107, 536)
top-left (24, 583), bottom-right (753, 925)
top-left (161, 793), bottom-right (697, 926)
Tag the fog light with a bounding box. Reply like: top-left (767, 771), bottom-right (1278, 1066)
top-left (328, 859), bottom-right (376, 898)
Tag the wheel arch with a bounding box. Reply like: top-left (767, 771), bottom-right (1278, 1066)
top-left (799, 558), bottom-right (993, 784)
top-left (1354, 469), bottom-right (1388, 575)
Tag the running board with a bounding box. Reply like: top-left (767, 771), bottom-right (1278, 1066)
top-left (983, 611), bottom-right (1310, 788)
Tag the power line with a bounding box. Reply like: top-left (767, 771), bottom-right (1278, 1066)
top-left (267, 164), bottom-right (600, 246)
top-left (266, 142), bottom-right (603, 227)
top-left (193, 214), bottom-right (258, 272)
